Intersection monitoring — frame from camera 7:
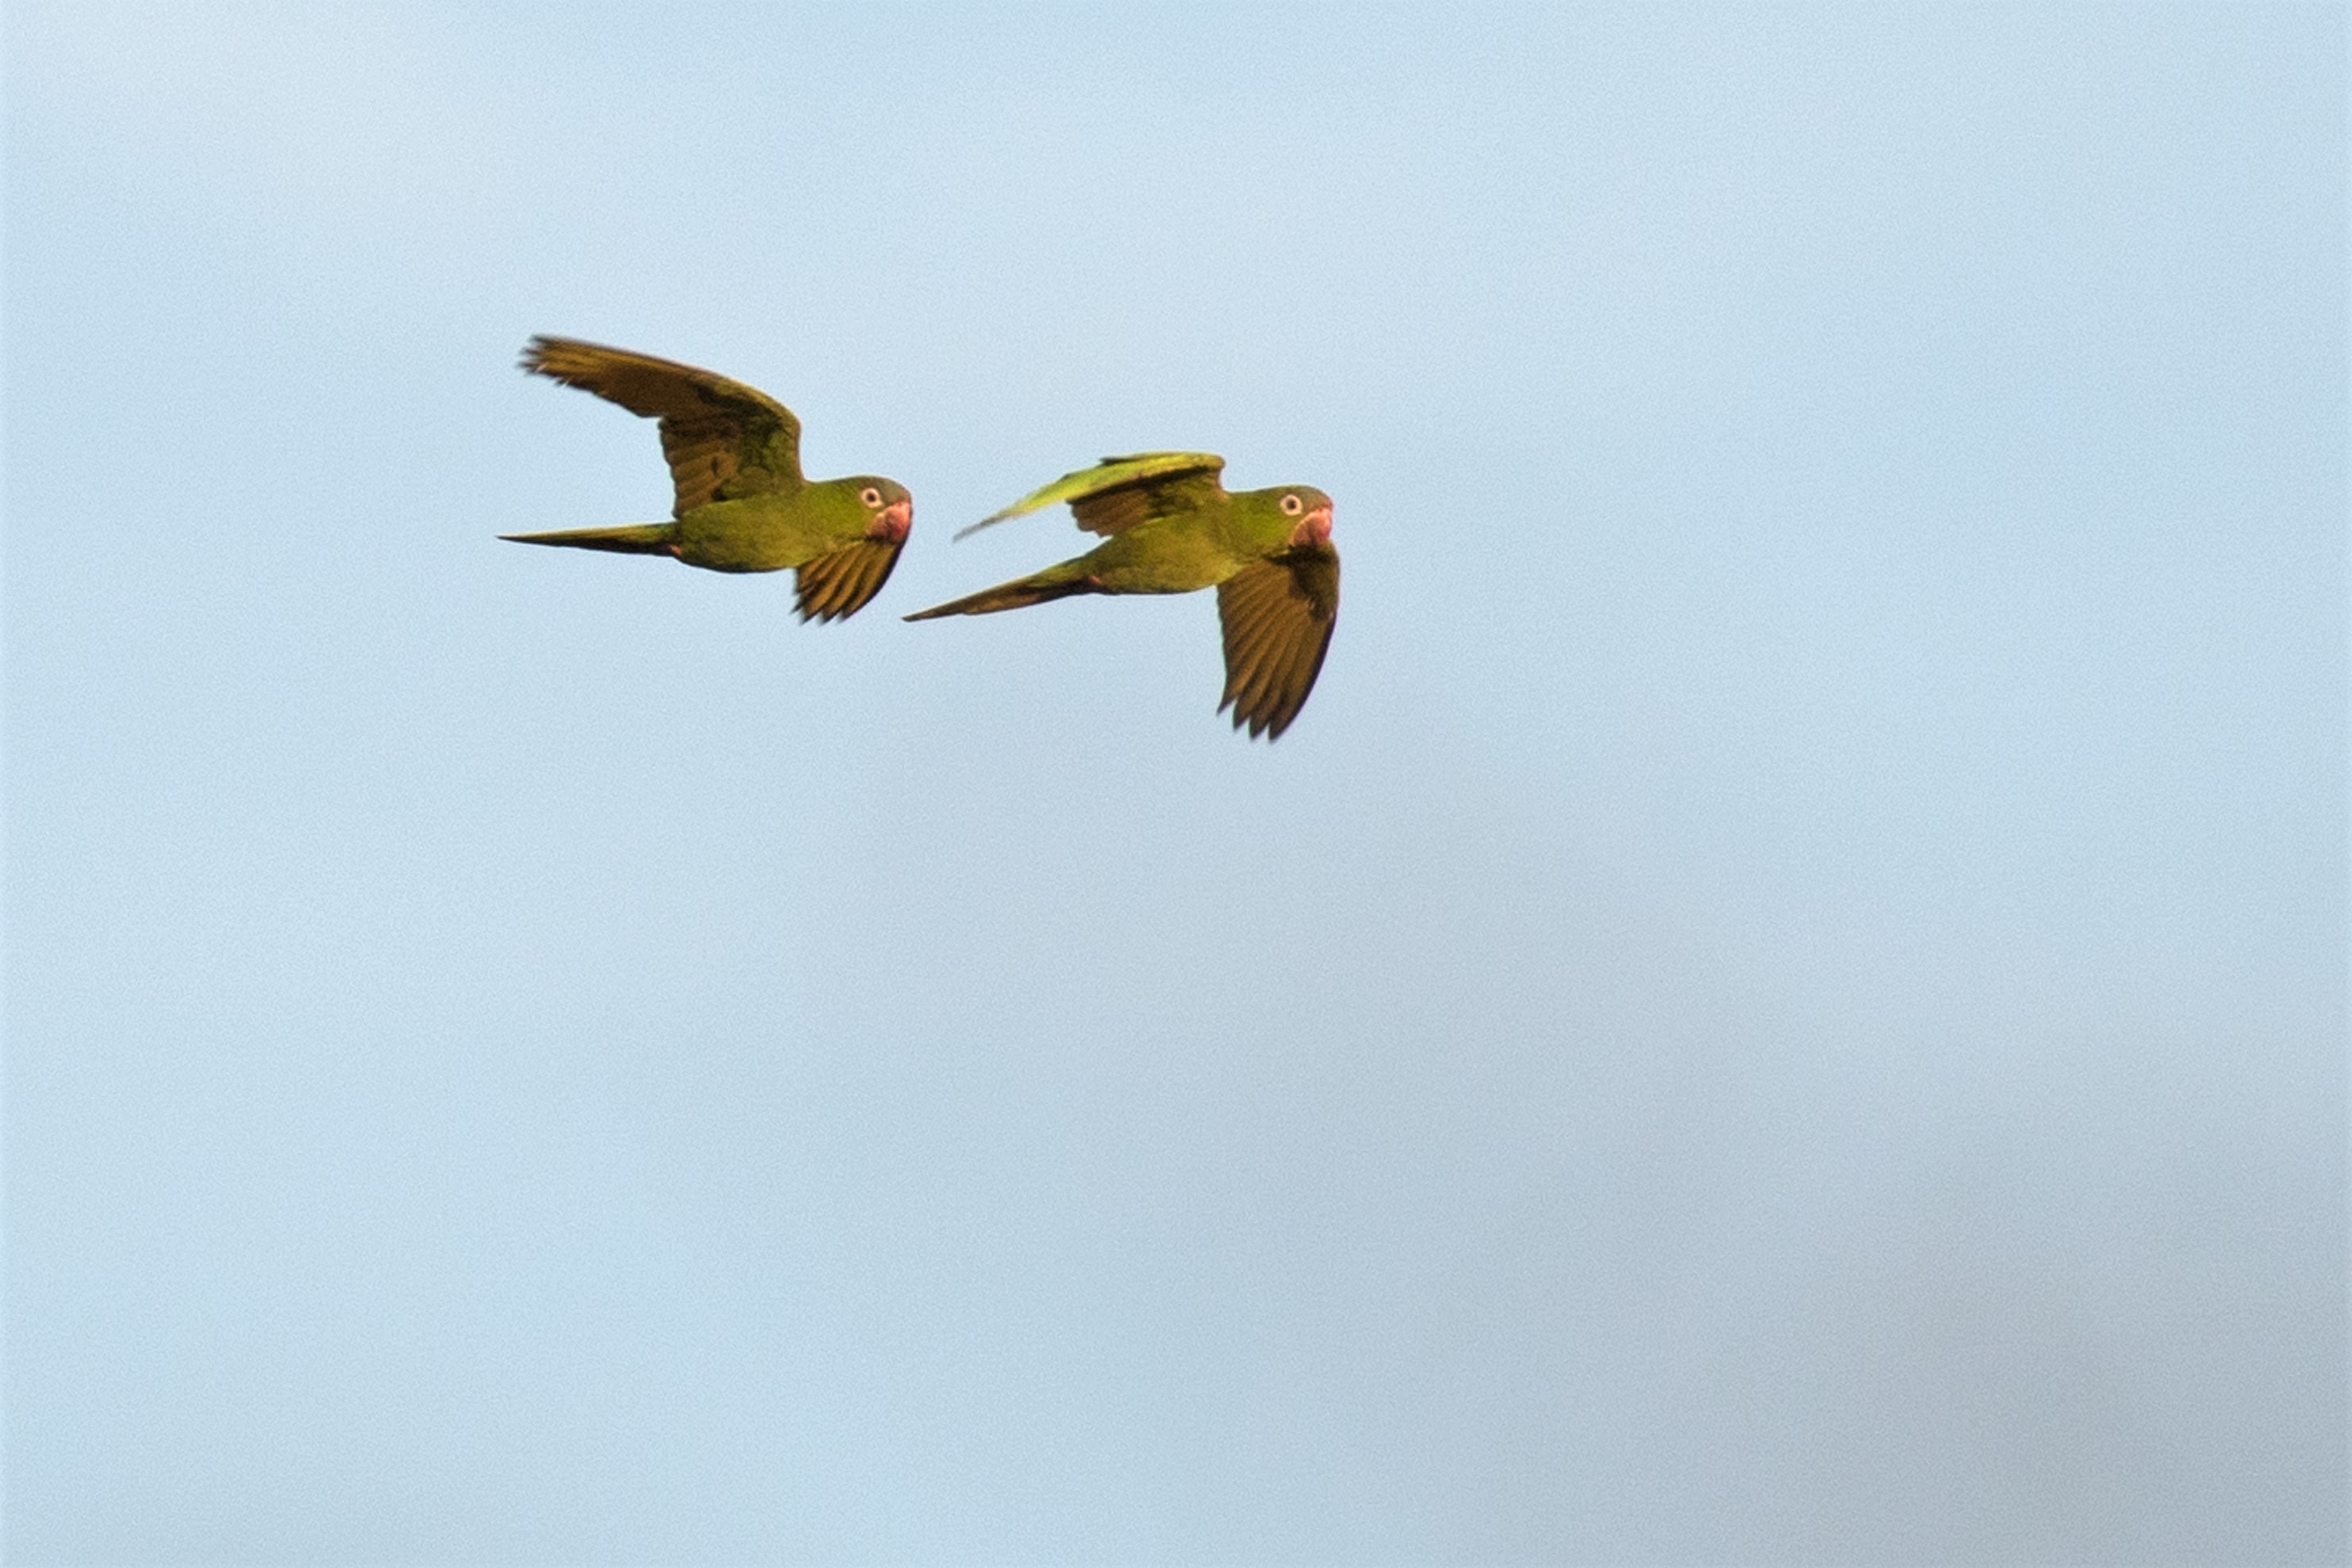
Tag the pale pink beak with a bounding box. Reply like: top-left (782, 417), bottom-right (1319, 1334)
top-left (869, 497), bottom-right (912, 542)
top-left (1291, 505), bottom-right (1333, 546)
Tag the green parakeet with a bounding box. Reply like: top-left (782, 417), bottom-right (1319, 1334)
top-left (906, 452), bottom-right (1340, 739)
top-left (502, 336), bottom-right (911, 623)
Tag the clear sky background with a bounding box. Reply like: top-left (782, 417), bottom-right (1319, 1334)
top-left (6, 4), bottom-right (2344, 1563)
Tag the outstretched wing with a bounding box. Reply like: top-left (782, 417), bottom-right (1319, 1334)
top-left (1216, 543), bottom-right (1341, 741)
top-left (522, 336), bottom-right (804, 516)
top-left (954, 451), bottom-right (1225, 541)
top-left (793, 536), bottom-right (906, 623)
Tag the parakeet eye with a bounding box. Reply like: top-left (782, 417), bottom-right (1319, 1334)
top-left (1280, 493), bottom-right (1304, 516)
top-left (860, 486), bottom-right (883, 508)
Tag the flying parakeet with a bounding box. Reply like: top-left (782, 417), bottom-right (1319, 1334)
top-left (906, 452), bottom-right (1340, 739)
top-left (502, 336), bottom-right (911, 623)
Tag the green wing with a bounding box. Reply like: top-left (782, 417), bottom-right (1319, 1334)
top-left (954, 451), bottom-right (1226, 541)
top-left (1216, 542), bottom-right (1341, 741)
top-left (522, 336), bottom-right (804, 516)
top-left (794, 536), bottom-right (907, 623)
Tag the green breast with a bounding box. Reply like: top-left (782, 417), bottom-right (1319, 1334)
top-left (673, 491), bottom-right (843, 573)
top-left (1092, 514), bottom-right (1242, 593)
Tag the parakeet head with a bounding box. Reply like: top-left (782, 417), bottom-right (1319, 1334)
top-left (1273, 485), bottom-right (1334, 546)
top-left (847, 477), bottom-right (913, 542)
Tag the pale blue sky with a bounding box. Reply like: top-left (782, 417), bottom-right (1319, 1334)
top-left (6, 4), bottom-right (2344, 1562)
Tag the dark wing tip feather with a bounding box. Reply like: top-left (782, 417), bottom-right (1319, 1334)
top-left (517, 334), bottom-right (593, 389)
top-left (793, 537), bottom-right (906, 624)
top-left (517, 335), bottom-right (652, 393)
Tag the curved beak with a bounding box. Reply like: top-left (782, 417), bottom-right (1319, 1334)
top-left (869, 497), bottom-right (912, 542)
top-left (1292, 505), bottom-right (1333, 546)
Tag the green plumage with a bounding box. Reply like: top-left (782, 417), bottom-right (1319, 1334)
top-left (503, 336), bottom-right (912, 623)
top-left (908, 452), bottom-right (1341, 739)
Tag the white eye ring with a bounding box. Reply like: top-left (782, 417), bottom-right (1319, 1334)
top-left (1280, 493), bottom-right (1304, 516)
top-left (860, 486), bottom-right (884, 508)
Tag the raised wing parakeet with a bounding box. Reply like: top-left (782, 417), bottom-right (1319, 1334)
top-left (906, 453), bottom-right (1339, 739)
top-left (502, 336), bottom-right (911, 622)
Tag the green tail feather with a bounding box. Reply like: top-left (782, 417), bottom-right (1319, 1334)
top-left (903, 566), bottom-right (1098, 620)
top-left (500, 522), bottom-right (677, 555)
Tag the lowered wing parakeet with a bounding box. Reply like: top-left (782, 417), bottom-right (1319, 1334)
top-left (906, 452), bottom-right (1339, 739)
top-left (502, 336), bottom-right (911, 623)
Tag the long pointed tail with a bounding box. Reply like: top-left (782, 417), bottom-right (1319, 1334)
top-left (500, 523), bottom-right (678, 556)
top-left (904, 565), bottom-right (1099, 620)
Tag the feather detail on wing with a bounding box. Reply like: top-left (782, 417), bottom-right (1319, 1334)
top-left (522, 336), bottom-right (805, 516)
top-left (1216, 544), bottom-right (1341, 740)
top-left (793, 536), bottom-right (905, 623)
top-left (954, 451), bottom-right (1226, 541)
